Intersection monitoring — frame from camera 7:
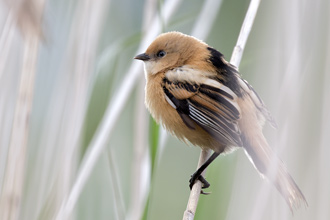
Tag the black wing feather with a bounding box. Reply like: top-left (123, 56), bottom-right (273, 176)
top-left (163, 78), bottom-right (242, 147)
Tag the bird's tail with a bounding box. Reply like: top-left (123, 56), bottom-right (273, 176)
top-left (241, 133), bottom-right (307, 212)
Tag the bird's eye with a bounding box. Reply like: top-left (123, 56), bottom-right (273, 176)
top-left (156, 50), bottom-right (166, 58)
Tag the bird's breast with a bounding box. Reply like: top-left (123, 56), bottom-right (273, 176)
top-left (145, 73), bottom-right (183, 133)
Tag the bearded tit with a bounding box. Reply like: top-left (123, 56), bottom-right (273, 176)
top-left (134, 31), bottom-right (307, 210)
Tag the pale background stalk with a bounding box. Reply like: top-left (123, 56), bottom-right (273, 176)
top-left (0, 0), bottom-right (44, 219)
top-left (183, 0), bottom-right (260, 218)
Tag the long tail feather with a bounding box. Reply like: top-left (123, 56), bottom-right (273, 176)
top-left (241, 133), bottom-right (307, 212)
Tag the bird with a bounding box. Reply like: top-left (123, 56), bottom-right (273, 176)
top-left (134, 31), bottom-right (307, 211)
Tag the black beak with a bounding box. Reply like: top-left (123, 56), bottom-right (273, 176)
top-left (134, 53), bottom-right (150, 61)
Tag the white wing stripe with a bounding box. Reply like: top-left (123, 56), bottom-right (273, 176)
top-left (165, 94), bottom-right (177, 109)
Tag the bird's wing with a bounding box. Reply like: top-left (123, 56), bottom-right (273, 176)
top-left (206, 46), bottom-right (277, 128)
top-left (163, 77), bottom-right (242, 147)
top-left (237, 77), bottom-right (278, 128)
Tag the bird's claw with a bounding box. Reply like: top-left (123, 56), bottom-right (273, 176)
top-left (201, 190), bottom-right (211, 195)
top-left (189, 173), bottom-right (211, 194)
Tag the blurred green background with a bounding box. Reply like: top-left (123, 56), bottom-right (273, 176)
top-left (0, 0), bottom-right (329, 219)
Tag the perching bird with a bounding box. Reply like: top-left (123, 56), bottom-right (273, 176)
top-left (134, 31), bottom-right (307, 211)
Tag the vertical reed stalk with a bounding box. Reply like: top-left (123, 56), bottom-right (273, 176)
top-left (0, 33), bottom-right (39, 220)
top-left (0, 0), bottom-right (45, 218)
top-left (183, 0), bottom-right (261, 219)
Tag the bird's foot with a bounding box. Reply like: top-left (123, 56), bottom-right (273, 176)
top-left (189, 173), bottom-right (210, 194)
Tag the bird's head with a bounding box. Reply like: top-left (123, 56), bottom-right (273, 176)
top-left (134, 32), bottom-right (209, 75)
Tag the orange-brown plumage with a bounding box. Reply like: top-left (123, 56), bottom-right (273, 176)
top-left (145, 71), bottom-right (220, 151)
top-left (135, 31), bottom-right (307, 211)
